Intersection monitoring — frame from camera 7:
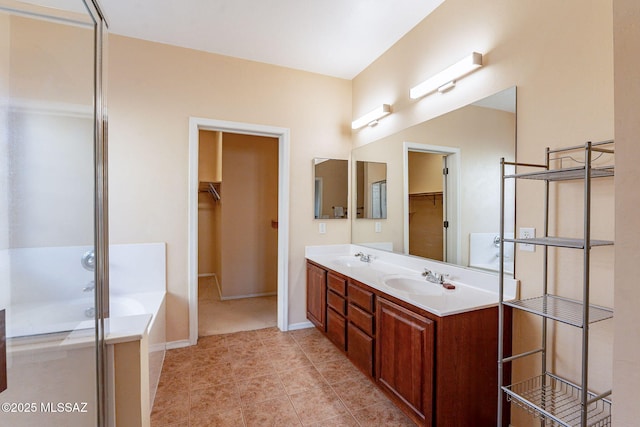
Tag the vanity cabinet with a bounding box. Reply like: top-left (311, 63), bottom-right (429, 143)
top-left (377, 297), bottom-right (434, 425)
top-left (306, 262), bottom-right (327, 330)
top-left (347, 281), bottom-right (376, 377)
top-left (326, 272), bottom-right (348, 350)
top-left (305, 260), bottom-right (509, 426)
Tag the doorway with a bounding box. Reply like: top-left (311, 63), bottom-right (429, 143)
top-left (188, 118), bottom-right (290, 345)
top-left (197, 131), bottom-right (278, 335)
top-left (408, 151), bottom-right (446, 260)
top-left (403, 142), bottom-right (461, 264)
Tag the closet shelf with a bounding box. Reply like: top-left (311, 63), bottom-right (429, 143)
top-left (503, 295), bottom-right (613, 328)
top-left (503, 373), bottom-right (611, 427)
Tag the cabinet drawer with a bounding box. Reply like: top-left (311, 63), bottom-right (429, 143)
top-left (349, 303), bottom-right (374, 336)
top-left (327, 272), bottom-right (347, 295)
top-left (348, 323), bottom-right (374, 377)
top-left (327, 308), bottom-right (347, 351)
top-left (348, 282), bottom-right (375, 313)
top-left (327, 290), bottom-right (346, 315)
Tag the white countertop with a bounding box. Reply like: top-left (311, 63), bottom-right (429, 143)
top-left (306, 244), bottom-right (518, 317)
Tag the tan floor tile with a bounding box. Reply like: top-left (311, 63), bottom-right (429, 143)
top-left (231, 355), bottom-right (275, 379)
top-left (190, 383), bottom-right (242, 417)
top-left (316, 358), bottom-right (364, 385)
top-left (161, 348), bottom-right (193, 374)
top-left (190, 406), bottom-right (244, 427)
top-left (269, 346), bottom-right (314, 372)
top-left (261, 333), bottom-right (299, 350)
top-left (156, 370), bottom-right (190, 396)
top-left (352, 400), bottom-right (417, 426)
top-left (196, 334), bottom-right (228, 351)
top-left (192, 347), bottom-right (234, 368)
top-left (224, 330), bottom-right (260, 347)
top-left (150, 398), bottom-right (189, 426)
top-left (278, 365), bottom-right (327, 395)
top-left (237, 373), bottom-right (287, 406)
top-left (333, 377), bottom-right (387, 411)
top-left (242, 396), bottom-right (302, 427)
top-left (305, 413), bottom-right (360, 427)
top-left (300, 342), bottom-right (344, 365)
top-left (190, 362), bottom-right (235, 390)
top-left (289, 384), bottom-right (348, 425)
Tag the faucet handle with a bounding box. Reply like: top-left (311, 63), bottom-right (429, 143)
top-left (354, 252), bottom-right (364, 257)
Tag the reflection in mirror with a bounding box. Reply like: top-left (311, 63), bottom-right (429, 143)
top-left (314, 158), bottom-right (348, 219)
top-left (351, 87), bottom-right (516, 276)
top-left (355, 161), bottom-right (387, 219)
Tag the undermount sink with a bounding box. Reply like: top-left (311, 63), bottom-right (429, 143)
top-left (382, 276), bottom-right (443, 296)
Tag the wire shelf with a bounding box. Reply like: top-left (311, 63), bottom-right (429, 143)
top-left (503, 237), bottom-right (614, 249)
top-left (503, 294), bottom-right (613, 327)
top-left (505, 165), bottom-right (614, 182)
top-left (503, 373), bottom-right (611, 427)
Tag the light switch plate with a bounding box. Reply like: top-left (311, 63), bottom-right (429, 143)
top-left (519, 227), bottom-right (535, 252)
top-left (375, 222), bottom-right (382, 233)
top-left (319, 223), bottom-right (326, 234)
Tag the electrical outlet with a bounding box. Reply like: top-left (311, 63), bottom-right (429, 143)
top-left (375, 222), bottom-right (382, 233)
top-left (519, 227), bottom-right (535, 252)
top-left (319, 223), bottom-right (326, 234)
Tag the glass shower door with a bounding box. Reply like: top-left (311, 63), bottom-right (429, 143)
top-left (0, 1), bottom-right (108, 426)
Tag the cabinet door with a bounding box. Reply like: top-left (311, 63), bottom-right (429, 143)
top-left (376, 298), bottom-right (434, 425)
top-left (327, 308), bottom-right (347, 351)
top-left (347, 322), bottom-right (374, 377)
top-left (306, 262), bottom-right (327, 330)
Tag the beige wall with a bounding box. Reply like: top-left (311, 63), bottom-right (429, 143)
top-left (108, 35), bottom-right (352, 340)
top-left (613, 0), bottom-right (640, 424)
top-left (352, 0), bottom-right (614, 424)
top-left (408, 152), bottom-right (443, 194)
top-left (220, 133), bottom-right (279, 298)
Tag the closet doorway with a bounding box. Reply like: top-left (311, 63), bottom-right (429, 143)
top-left (189, 118), bottom-right (290, 344)
top-left (198, 130), bottom-right (279, 335)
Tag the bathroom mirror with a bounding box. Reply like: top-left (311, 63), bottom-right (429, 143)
top-left (355, 161), bottom-right (387, 219)
top-left (314, 158), bottom-right (349, 219)
top-left (352, 87), bottom-right (516, 275)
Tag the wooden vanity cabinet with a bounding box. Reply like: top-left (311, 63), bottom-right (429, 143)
top-left (326, 272), bottom-right (348, 351)
top-left (376, 297), bottom-right (434, 426)
top-left (347, 280), bottom-right (376, 377)
top-left (305, 260), bottom-right (510, 426)
top-left (306, 262), bottom-right (327, 330)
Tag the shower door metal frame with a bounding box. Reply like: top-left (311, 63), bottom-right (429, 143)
top-left (83, 1), bottom-right (110, 425)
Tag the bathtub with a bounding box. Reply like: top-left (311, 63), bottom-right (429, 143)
top-left (1, 243), bottom-right (167, 426)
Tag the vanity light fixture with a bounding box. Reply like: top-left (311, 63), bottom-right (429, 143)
top-left (351, 104), bottom-right (391, 130)
top-left (410, 52), bottom-right (483, 99)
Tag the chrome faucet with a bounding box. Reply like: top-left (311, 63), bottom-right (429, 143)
top-left (354, 252), bottom-right (373, 263)
top-left (83, 280), bottom-right (95, 293)
top-left (422, 268), bottom-right (447, 285)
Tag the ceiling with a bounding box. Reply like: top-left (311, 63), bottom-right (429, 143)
top-left (91, 0), bottom-right (445, 80)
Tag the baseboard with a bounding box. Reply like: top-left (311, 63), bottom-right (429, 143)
top-left (220, 291), bottom-right (277, 301)
top-left (287, 321), bottom-right (314, 331)
top-left (198, 273), bottom-right (216, 277)
top-left (165, 339), bottom-right (191, 350)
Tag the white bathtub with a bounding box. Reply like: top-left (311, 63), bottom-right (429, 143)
top-left (1, 243), bottom-right (167, 426)
top-left (7, 295), bottom-right (148, 338)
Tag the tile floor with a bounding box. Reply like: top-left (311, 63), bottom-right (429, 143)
top-left (198, 276), bottom-right (277, 336)
top-left (151, 327), bottom-right (416, 426)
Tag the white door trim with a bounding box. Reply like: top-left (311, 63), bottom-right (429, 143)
top-left (403, 141), bottom-right (461, 264)
top-left (188, 117), bottom-right (290, 345)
